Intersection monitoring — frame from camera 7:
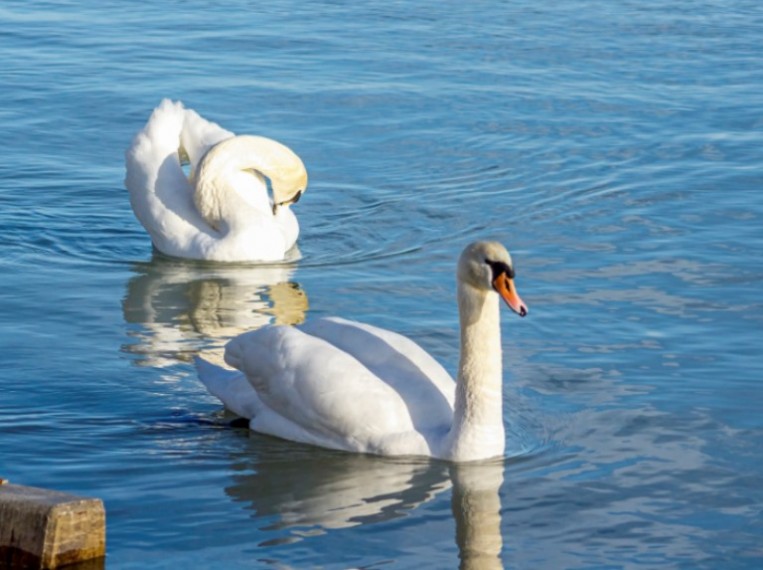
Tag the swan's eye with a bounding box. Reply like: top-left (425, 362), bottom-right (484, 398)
top-left (486, 259), bottom-right (515, 279)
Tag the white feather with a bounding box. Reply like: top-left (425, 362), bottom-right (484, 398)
top-left (125, 99), bottom-right (305, 262)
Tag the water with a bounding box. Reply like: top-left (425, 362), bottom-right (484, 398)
top-left (1, 0), bottom-right (762, 567)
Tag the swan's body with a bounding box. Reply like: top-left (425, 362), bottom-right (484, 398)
top-left (125, 99), bottom-right (307, 262)
top-left (196, 241), bottom-right (528, 462)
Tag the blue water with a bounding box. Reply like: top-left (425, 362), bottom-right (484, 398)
top-left (2, 0), bottom-right (762, 567)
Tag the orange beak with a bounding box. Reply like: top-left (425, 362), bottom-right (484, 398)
top-left (492, 273), bottom-right (528, 317)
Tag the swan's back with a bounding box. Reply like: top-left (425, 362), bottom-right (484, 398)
top-left (220, 317), bottom-right (457, 455)
top-left (299, 317), bottom-right (456, 426)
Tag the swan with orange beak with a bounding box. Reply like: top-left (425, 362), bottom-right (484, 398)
top-left (197, 240), bottom-right (530, 462)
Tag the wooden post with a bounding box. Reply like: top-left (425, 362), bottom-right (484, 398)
top-left (0, 480), bottom-right (105, 569)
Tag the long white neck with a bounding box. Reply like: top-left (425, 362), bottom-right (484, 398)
top-left (446, 283), bottom-right (505, 461)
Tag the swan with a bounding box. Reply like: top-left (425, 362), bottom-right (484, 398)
top-left (195, 241), bottom-right (528, 462)
top-left (125, 99), bottom-right (308, 262)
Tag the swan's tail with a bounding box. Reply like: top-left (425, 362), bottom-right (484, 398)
top-left (194, 355), bottom-right (261, 420)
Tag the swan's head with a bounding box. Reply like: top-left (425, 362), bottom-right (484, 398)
top-left (195, 135), bottom-right (308, 221)
top-left (458, 241), bottom-right (528, 317)
top-left (268, 152), bottom-right (308, 214)
top-left (236, 135), bottom-right (308, 214)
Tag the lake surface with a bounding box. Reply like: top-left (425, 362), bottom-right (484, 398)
top-left (2, 0), bottom-right (762, 567)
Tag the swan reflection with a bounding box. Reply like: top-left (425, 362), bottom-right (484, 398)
top-left (121, 253), bottom-right (308, 367)
top-left (450, 461), bottom-right (505, 570)
top-left (225, 445), bottom-right (504, 566)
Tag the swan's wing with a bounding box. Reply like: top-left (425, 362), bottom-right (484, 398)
top-left (180, 106), bottom-right (232, 172)
top-left (124, 99), bottom-right (231, 256)
top-left (300, 317), bottom-right (456, 416)
top-left (194, 356), bottom-right (262, 419)
top-left (223, 325), bottom-right (425, 454)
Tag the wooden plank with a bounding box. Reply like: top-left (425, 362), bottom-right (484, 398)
top-left (0, 481), bottom-right (105, 569)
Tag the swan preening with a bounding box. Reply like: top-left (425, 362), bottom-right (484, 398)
top-left (125, 99), bottom-right (308, 262)
top-left (196, 241), bottom-right (528, 462)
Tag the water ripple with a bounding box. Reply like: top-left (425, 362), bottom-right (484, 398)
top-left (2, 0), bottom-right (762, 568)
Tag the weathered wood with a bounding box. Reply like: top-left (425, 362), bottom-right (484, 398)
top-left (0, 482), bottom-right (105, 569)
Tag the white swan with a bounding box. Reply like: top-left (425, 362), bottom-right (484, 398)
top-left (196, 241), bottom-right (528, 462)
top-left (125, 99), bottom-right (308, 262)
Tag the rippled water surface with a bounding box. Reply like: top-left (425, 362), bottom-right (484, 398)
top-left (2, 1), bottom-right (762, 568)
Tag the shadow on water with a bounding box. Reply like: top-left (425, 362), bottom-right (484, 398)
top-left (120, 253), bottom-right (309, 367)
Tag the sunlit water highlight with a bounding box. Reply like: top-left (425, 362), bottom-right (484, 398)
top-left (1, 1), bottom-right (762, 568)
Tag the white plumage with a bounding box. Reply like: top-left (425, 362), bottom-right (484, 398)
top-left (197, 241), bottom-right (528, 462)
top-left (125, 99), bottom-right (307, 262)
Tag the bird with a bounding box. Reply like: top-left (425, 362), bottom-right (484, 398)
top-left (195, 241), bottom-right (528, 462)
top-left (125, 99), bottom-right (308, 262)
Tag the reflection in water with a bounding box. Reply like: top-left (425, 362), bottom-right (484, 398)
top-left (451, 461), bottom-right (504, 570)
top-left (225, 445), bottom-right (504, 565)
top-left (227, 452), bottom-right (450, 535)
top-left (121, 253), bottom-right (308, 367)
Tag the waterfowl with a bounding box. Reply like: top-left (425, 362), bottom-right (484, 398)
top-left (125, 99), bottom-right (307, 262)
top-left (196, 241), bottom-right (528, 461)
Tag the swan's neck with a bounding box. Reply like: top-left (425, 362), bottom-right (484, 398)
top-left (194, 164), bottom-right (270, 233)
top-left (193, 136), bottom-right (297, 232)
top-left (448, 283), bottom-right (505, 461)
